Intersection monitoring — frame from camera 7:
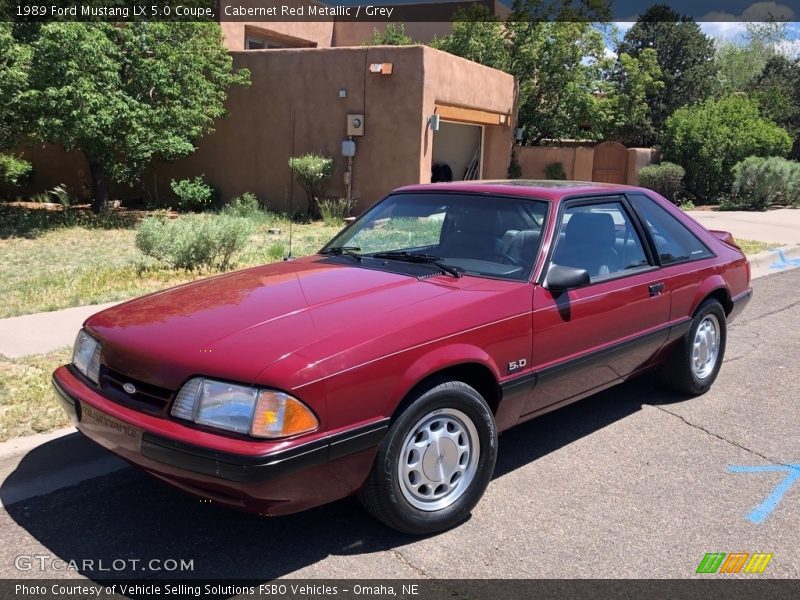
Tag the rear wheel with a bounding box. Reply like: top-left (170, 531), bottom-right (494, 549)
top-left (359, 379), bottom-right (497, 535)
top-left (660, 298), bottom-right (726, 395)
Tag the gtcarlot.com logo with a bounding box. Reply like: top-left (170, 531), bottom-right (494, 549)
top-left (15, 554), bottom-right (194, 573)
top-left (696, 552), bottom-right (773, 574)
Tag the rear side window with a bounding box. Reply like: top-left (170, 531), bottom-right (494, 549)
top-left (629, 194), bottom-right (713, 265)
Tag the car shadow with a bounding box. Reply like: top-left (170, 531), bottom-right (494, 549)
top-left (1, 376), bottom-right (689, 589)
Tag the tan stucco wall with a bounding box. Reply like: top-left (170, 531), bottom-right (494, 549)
top-left (17, 45), bottom-right (516, 214)
top-left (626, 147), bottom-right (659, 186)
top-left (148, 46), bottom-right (428, 212)
top-left (515, 146), bottom-right (587, 180)
top-left (220, 1), bottom-right (334, 49)
top-left (421, 46), bottom-right (516, 183)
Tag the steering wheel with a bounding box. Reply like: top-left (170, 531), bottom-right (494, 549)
top-left (484, 251), bottom-right (524, 267)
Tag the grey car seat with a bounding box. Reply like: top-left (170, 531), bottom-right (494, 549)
top-left (552, 212), bottom-right (619, 278)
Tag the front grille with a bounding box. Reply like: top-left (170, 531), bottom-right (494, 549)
top-left (98, 366), bottom-right (175, 416)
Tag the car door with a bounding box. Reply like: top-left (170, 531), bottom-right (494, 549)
top-left (521, 196), bottom-right (671, 417)
top-left (625, 192), bottom-right (716, 325)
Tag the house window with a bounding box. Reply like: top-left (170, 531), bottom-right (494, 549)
top-left (245, 36), bottom-right (285, 50)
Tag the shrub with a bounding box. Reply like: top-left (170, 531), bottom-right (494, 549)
top-left (318, 197), bottom-right (354, 226)
top-left (638, 162), bottom-right (685, 203)
top-left (135, 213), bottom-right (253, 270)
top-left (48, 183), bottom-right (73, 206)
top-left (544, 162), bottom-right (566, 180)
top-left (662, 96), bottom-right (792, 201)
top-left (730, 156), bottom-right (800, 210)
top-left (288, 153), bottom-right (335, 218)
top-left (0, 154), bottom-right (32, 193)
top-left (222, 192), bottom-right (261, 218)
top-left (170, 176), bottom-right (217, 212)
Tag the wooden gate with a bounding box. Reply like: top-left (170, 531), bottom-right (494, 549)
top-left (592, 141), bottom-right (628, 184)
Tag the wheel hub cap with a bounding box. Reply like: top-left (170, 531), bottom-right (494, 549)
top-left (692, 314), bottom-right (720, 380)
top-left (398, 408), bottom-right (480, 512)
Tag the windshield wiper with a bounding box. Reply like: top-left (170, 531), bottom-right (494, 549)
top-left (371, 251), bottom-right (462, 278)
top-left (319, 246), bottom-right (362, 261)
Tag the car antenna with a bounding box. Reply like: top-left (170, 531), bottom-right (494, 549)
top-left (284, 187), bottom-right (294, 261)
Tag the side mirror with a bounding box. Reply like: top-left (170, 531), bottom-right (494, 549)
top-left (545, 264), bottom-right (590, 291)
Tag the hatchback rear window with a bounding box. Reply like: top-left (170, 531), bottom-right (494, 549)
top-left (629, 194), bottom-right (713, 265)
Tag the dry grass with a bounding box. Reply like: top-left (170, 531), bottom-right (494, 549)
top-left (734, 239), bottom-right (782, 255)
top-left (0, 207), bottom-right (343, 318)
top-left (0, 348), bottom-right (72, 442)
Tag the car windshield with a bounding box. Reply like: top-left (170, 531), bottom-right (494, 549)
top-left (322, 192), bottom-right (549, 281)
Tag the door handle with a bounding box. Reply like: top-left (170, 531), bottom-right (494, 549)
top-left (649, 282), bottom-right (666, 296)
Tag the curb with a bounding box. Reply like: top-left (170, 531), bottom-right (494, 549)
top-left (748, 244), bottom-right (800, 280)
top-left (0, 426), bottom-right (76, 460)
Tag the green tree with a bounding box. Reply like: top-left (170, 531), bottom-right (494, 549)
top-left (750, 55), bottom-right (800, 159)
top-left (23, 22), bottom-right (250, 213)
top-left (662, 96), bottom-right (792, 200)
top-left (600, 48), bottom-right (664, 146)
top-left (0, 22), bottom-right (32, 195)
top-left (432, 3), bottom-right (610, 143)
top-left (617, 4), bottom-right (717, 146)
top-left (430, 5), bottom-right (508, 71)
top-left (716, 22), bottom-right (787, 93)
top-left (363, 23), bottom-right (414, 46)
top-left (0, 22), bottom-right (30, 150)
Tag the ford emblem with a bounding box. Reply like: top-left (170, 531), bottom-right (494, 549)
top-left (123, 382), bottom-right (137, 395)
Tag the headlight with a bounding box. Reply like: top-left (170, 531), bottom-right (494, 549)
top-left (72, 329), bottom-right (100, 384)
top-left (171, 377), bottom-right (319, 439)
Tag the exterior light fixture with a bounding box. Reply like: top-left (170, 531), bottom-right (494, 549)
top-left (369, 63), bottom-right (393, 75)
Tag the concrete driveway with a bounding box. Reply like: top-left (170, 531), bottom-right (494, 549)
top-left (0, 268), bottom-right (797, 583)
top-left (687, 208), bottom-right (800, 245)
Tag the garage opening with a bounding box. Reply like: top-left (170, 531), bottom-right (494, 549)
top-left (431, 121), bottom-right (483, 182)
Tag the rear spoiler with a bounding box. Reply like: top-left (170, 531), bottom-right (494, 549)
top-left (709, 229), bottom-right (739, 249)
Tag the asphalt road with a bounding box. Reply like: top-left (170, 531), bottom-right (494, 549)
top-left (1, 269), bottom-right (798, 582)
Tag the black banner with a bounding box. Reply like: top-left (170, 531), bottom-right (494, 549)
top-left (2, 580), bottom-right (800, 600)
top-left (3, 0), bottom-right (800, 23)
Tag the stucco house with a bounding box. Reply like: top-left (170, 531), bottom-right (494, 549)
top-left (22, 1), bottom-right (518, 213)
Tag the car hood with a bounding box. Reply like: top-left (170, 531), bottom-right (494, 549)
top-left (86, 256), bottom-right (457, 390)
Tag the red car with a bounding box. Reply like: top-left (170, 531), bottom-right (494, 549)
top-left (53, 181), bottom-right (751, 534)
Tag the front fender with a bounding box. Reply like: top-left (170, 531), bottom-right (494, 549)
top-left (391, 343), bottom-right (502, 408)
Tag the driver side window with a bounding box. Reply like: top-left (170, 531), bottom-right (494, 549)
top-left (552, 201), bottom-right (649, 280)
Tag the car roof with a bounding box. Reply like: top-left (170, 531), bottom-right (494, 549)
top-left (394, 180), bottom-right (645, 201)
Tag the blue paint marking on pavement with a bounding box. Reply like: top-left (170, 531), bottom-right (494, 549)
top-left (729, 464), bottom-right (800, 523)
top-left (769, 249), bottom-right (800, 270)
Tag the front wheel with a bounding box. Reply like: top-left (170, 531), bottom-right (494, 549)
top-left (660, 298), bottom-right (727, 395)
top-left (358, 380), bottom-right (497, 535)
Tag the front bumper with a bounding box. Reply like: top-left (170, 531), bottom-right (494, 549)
top-left (53, 366), bottom-right (387, 514)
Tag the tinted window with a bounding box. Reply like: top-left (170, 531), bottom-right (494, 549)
top-left (629, 194), bottom-right (713, 264)
top-left (323, 193), bottom-right (548, 281)
top-left (552, 200), bottom-right (649, 280)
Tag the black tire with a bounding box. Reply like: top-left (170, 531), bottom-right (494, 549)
top-left (358, 379), bottom-right (497, 535)
top-left (660, 298), bottom-right (727, 396)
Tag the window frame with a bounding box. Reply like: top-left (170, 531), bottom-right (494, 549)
top-left (625, 192), bottom-right (716, 267)
top-left (539, 194), bottom-right (659, 287)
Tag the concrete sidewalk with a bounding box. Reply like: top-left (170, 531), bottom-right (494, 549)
top-left (687, 207), bottom-right (800, 245)
top-left (0, 301), bottom-right (119, 359)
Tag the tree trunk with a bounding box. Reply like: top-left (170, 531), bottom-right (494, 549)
top-left (87, 158), bottom-right (109, 214)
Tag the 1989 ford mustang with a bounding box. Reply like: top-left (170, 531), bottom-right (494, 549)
top-left (53, 181), bottom-right (751, 534)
